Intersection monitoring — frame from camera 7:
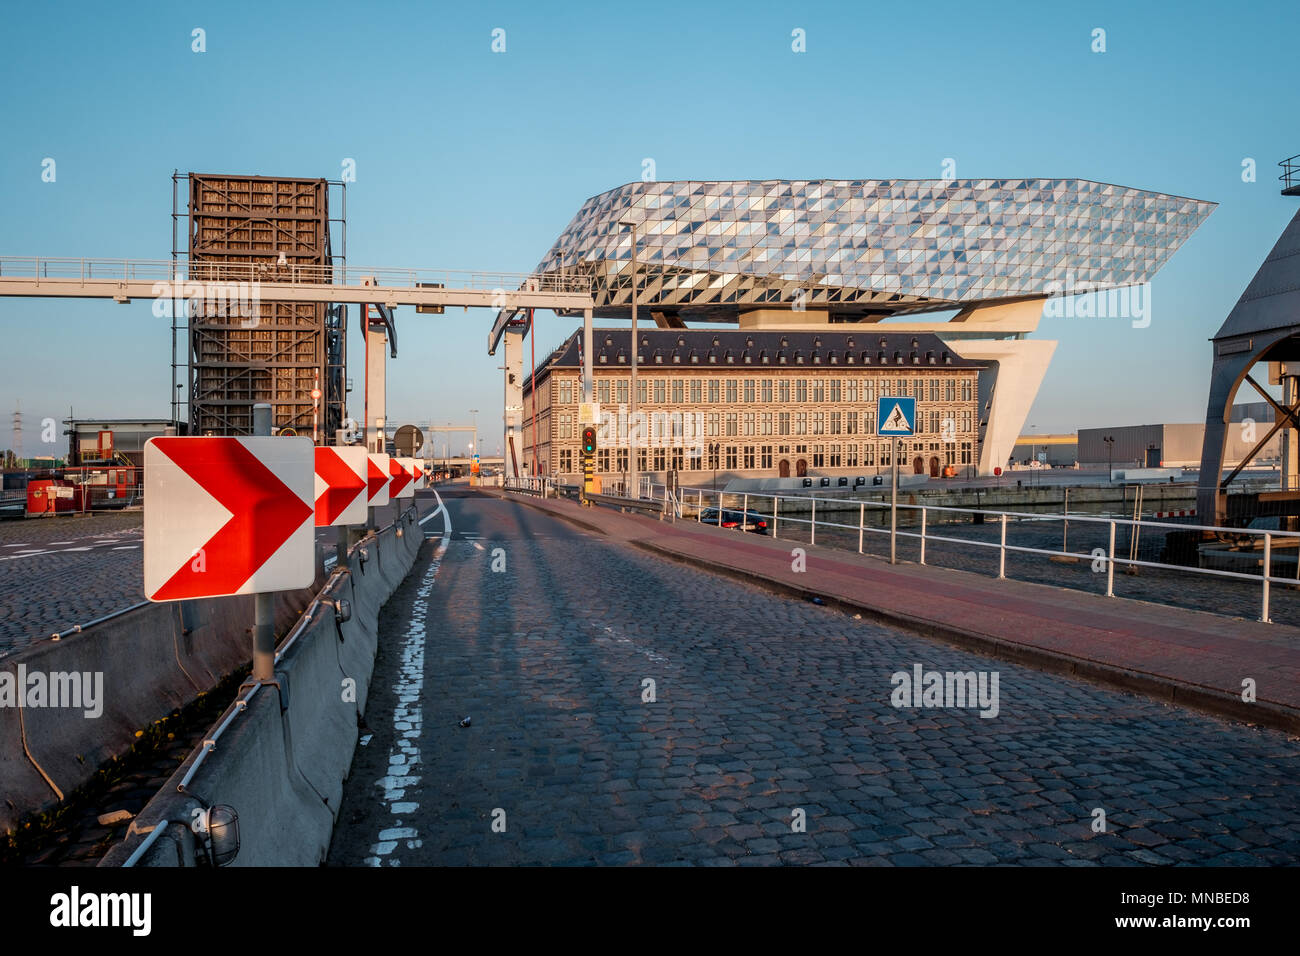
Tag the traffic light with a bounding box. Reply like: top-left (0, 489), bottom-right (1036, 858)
top-left (581, 425), bottom-right (597, 456)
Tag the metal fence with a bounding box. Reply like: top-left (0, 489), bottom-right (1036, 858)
top-left (619, 482), bottom-right (1299, 625)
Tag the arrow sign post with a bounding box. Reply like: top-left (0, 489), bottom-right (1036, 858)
top-left (144, 415), bottom-right (315, 681)
top-left (877, 396), bottom-right (916, 565)
top-left (389, 456), bottom-right (414, 500)
top-left (315, 446), bottom-right (369, 527)
top-left (316, 446), bottom-right (369, 572)
top-left (366, 453), bottom-right (391, 528)
top-left (399, 457), bottom-right (424, 492)
top-left (144, 437), bottom-right (315, 600)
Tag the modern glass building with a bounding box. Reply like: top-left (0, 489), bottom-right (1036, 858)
top-left (505, 179), bottom-right (1213, 477)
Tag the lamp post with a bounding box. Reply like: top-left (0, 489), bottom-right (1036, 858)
top-left (619, 216), bottom-right (639, 497)
top-left (710, 442), bottom-right (720, 492)
top-left (1103, 435), bottom-right (1115, 481)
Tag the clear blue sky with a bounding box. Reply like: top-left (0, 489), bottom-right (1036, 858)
top-left (2, 0), bottom-right (1297, 456)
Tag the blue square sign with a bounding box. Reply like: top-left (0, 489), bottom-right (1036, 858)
top-left (877, 396), bottom-right (916, 436)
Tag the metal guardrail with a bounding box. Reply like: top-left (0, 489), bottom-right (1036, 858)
top-left (0, 256), bottom-right (591, 294)
top-left (1281, 153), bottom-right (1300, 193)
top-left (620, 482), bottom-right (1298, 625)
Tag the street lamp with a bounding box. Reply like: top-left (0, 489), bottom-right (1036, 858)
top-left (1103, 435), bottom-right (1115, 481)
top-left (618, 216), bottom-right (639, 497)
top-left (710, 442), bottom-right (720, 491)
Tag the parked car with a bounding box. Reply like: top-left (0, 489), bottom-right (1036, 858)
top-left (699, 507), bottom-right (770, 534)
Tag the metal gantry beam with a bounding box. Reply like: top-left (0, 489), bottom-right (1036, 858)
top-left (0, 256), bottom-right (593, 314)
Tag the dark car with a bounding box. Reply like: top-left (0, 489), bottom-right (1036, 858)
top-left (699, 507), bottom-right (770, 534)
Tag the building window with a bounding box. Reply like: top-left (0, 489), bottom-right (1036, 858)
top-left (912, 379), bottom-right (924, 401)
top-left (778, 412), bottom-right (791, 435)
top-left (598, 449), bottom-right (610, 471)
top-left (846, 444), bottom-right (859, 467)
top-left (930, 411), bottom-right (940, 434)
top-left (726, 380), bottom-right (738, 403)
top-left (597, 380), bottom-right (611, 403)
top-left (778, 380), bottom-right (791, 404)
top-left (961, 378), bottom-right (973, 402)
top-left (690, 380), bottom-right (702, 403)
top-left (726, 446), bottom-right (738, 469)
top-left (707, 445), bottom-right (720, 469)
top-left (796, 379), bottom-right (808, 402)
top-left (709, 380), bottom-right (721, 403)
top-left (760, 445), bottom-right (773, 468)
top-left (638, 448), bottom-right (649, 471)
top-left (846, 379), bottom-right (858, 403)
top-left (743, 379), bottom-right (755, 403)
top-left (761, 412), bottom-right (773, 435)
top-left (813, 412), bottom-right (825, 435)
top-left (929, 379), bottom-right (940, 402)
top-left (725, 413), bottom-right (738, 436)
top-left (743, 446), bottom-right (755, 469)
top-left (560, 449), bottom-right (573, 472)
top-left (830, 444), bottom-right (842, 467)
top-left (830, 411), bottom-right (841, 435)
top-left (617, 380), bottom-right (629, 404)
top-left (830, 379), bottom-right (842, 403)
top-left (672, 379), bottom-right (684, 403)
top-left (796, 412), bottom-right (808, 435)
top-left (688, 449), bottom-right (702, 470)
top-left (962, 410), bottom-right (973, 433)
top-left (743, 412), bottom-right (755, 436)
top-left (865, 411), bottom-right (875, 435)
top-left (945, 379), bottom-right (956, 402)
top-left (813, 446), bottom-right (825, 468)
top-left (864, 444), bottom-right (876, 467)
top-left (653, 447), bottom-right (665, 471)
top-left (846, 412), bottom-right (858, 435)
top-left (617, 448), bottom-right (628, 471)
top-left (812, 379), bottom-right (825, 402)
top-left (558, 413), bottom-right (572, 439)
top-left (653, 379), bottom-right (666, 403)
top-left (707, 413), bottom-right (719, 437)
top-left (637, 379), bottom-right (647, 405)
top-left (961, 441), bottom-right (972, 465)
top-left (559, 381), bottom-right (573, 405)
top-left (761, 380), bottom-right (773, 404)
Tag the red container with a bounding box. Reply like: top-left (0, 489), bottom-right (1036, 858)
top-left (25, 480), bottom-right (84, 516)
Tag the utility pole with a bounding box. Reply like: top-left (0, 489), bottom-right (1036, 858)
top-left (620, 217), bottom-right (639, 496)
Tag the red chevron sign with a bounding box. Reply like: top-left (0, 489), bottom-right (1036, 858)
top-left (314, 446), bottom-right (368, 526)
top-left (144, 437), bottom-right (314, 601)
top-left (367, 453), bottom-right (391, 507)
top-left (389, 456), bottom-right (413, 499)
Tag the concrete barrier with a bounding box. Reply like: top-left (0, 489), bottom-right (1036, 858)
top-left (100, 507), bottom-right (425, 866)
top-left (0, 577), bottom-right (321, 836)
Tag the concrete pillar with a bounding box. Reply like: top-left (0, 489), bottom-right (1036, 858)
top-left (582, 307), bottom-right (594, 404)
top-left (503, 326), bottom-right (525, 477)
top-left (364, 311), bottom-right (387, 455)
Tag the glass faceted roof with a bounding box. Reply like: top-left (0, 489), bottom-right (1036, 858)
top-left (534, 179), bottom-right (1215, 317)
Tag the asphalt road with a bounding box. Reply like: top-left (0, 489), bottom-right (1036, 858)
top-left (327, 491), bottom-right (1300, 866)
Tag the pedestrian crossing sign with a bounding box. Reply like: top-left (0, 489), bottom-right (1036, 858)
top-left (878, 397), bottom-right (915, 436)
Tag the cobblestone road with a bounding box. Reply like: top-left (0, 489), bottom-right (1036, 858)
top-left (328, 492), bottom-right (1300, 866)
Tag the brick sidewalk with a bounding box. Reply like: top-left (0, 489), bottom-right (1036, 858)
top-left (486, 489), bottom-right (1300, 734)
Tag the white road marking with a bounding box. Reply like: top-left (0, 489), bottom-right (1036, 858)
top-left (112, 545), bottom-right (140, 550)
top-left (473, 541), bottom-right (485, 551)
top-left (367, 487), bottom-right (450, 867)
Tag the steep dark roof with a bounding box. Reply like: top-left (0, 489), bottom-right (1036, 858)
top-left (522, 328), bottom-right (983, 395)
